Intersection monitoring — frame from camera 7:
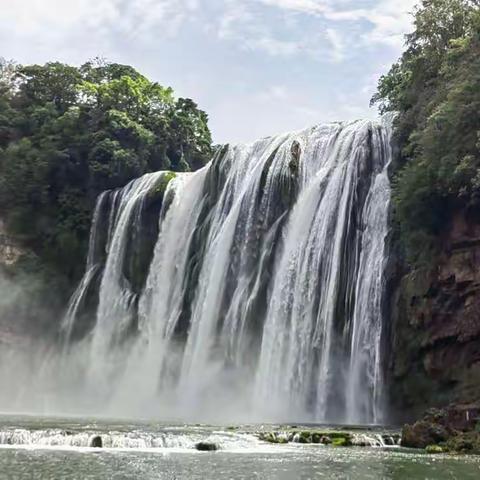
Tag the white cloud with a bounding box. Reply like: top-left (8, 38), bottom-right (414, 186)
top-left (256, 0), bottom-right (329, 14)
top-left (325, 28), bottom-right (345, 63)
top-left (215, 1), bottom-right (348, 61)
top-left (0, 0), bottom-right (417, 61)
top-left (217, 2), bottom-right (255, 40)
top-left (246, 36), bottom-right (302, 56)
top-left (205, 0), bottom-right (418, 68)
top-left (0, 0), bottom-right (114, 34)
top-left (255, 0), bottom-right (417, 48)
top-left (363, 0), bottom-right (417, 47)
top-left (0, 0), bottom-right (418, 143)
top-left (0, 0), bottom-right (200, 43)
top-left (256, 85), bottom-right (289, 102)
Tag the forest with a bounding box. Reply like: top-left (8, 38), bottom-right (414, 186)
top-left (372, 0), bottom-right (480, 264)
top-left (0, 59), bottom-right (212, 282)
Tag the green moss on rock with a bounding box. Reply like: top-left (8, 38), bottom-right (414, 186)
top-left (148, 171), bottom-right (177, 199)
top-left (258, 429), bottom-right (353, 447)
top-left (445, 432), bottom-right (480, 454)
top-left (258, 432), bottom-right (288, 444)
top-left (332, 437), bottom-right (352, 447)
top-left (426, 445), bottom-right (444, 454)
top-left (402, 420), bottom-right (449, 449)
top-left (402, 404), bottom-right (480, 454)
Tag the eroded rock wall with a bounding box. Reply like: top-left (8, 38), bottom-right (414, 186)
top-left (0, 218), bottom-right (29, 342)
top-left (389, 209), bottom-right (480, 422)
top-left (0, 217), bottom-right (67, 339)
top-left (0, 219), bottom-right (25, 268)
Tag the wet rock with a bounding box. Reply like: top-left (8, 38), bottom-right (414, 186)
top-left (195, 442), bottom-right (219, 451)
top-left (401, 420), bottom-right (449, 448)
top-left (426, 445), bottom-right (444, 454)
top-left (401, 403), bottom-right (480, 453)
top-left (89, 435), bottom-right (103, 448)
top-left (289, 141), bottom-right (301, 175)
top-left (331, 436), bottom-right (352, 447)
top-left (0, 219), bottom-right (26, 267)
top-left (259, 429), bottom-right (354, 447)
top-left (445, 432), bottom-right (480, 453)
top-left (440, 404), bottom-right (480, 432)
top-left (297, 431), bottom-right (312, 444)
top-left (327, 432), bottom-right (353, 446)
top-left (382, 434), bottom-right (401, 446)
top-left (259, 432), bottom-right (288, 444)
top-left (319, 435), bottom-right (332, 445)
top-left (389, 208), bottom-right (480, 420)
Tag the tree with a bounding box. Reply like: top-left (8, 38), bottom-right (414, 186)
top-left (372, 0), bottom-right (480, 263)
top-left (0, 60), bottom-right (213, 282)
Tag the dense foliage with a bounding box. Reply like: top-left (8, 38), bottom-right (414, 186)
top-left (372, 0), bottom-right (480, 263)
top-left (0, 59), bottom-right (212, 280)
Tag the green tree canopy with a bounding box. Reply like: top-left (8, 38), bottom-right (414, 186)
top-left (0, 59), bottom-right (213, 280)
top-left (372, 0), bottom-right (480, 263)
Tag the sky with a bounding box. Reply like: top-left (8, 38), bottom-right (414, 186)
top-left (0, 0), bottom-right (418, 144)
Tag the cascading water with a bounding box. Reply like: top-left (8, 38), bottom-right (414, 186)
top-left (254, 121), bottom-right (391, 424)
top-left (1, 119), bottom-right (392, 425)
top-left (86, 172), bottom-right (167, 391)
top-left (60, 191), bottom-right (109, 345)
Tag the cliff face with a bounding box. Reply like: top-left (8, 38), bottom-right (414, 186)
top-left (0, 218), bottom-right (67, 339)
top-left (0, 219), bottom-right (25, 268)
top-left (0, 218), bottom-right (29, 342)
top-left (389, 208), bottom-right (480, 421)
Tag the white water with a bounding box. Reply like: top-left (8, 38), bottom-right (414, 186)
top-left (0, 425), bottom-right (399, 451)
top-left (252, 121), bottom-right (392, 423)
top-left (60, 192), bottom-right (108, 344)
top-left (0, 120), bottom-right (393, 425)
top-left (0, 426), bottom-right (260, 451)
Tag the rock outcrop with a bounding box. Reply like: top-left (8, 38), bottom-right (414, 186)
top-left (89, 435), bottom-right (103, 448)
top-left (0, 217), bottom-right (66, 338)
top-left (401, 404), bottom-right (480, 454)
top-left (389, 208), bottom-right (480, 421)
top-left (0, 219), bottom-right (25, 268)
top-left (258, 429), bottom-right (400, 447)
top-left (0, 218), bottom-right (29, 341)
top-left (195, 442), bottom-right (219, 451)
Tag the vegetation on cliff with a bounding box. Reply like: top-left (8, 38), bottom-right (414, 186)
top-left (372, 0), bottom-right (480, 264)
top-left (401, 404), bottom-right (480, 454)
top-left (0, 58), bottom-right (212, 282)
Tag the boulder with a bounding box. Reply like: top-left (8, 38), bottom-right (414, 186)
top-left (401, 420), bottom-right (449, 448)
top-left (89, 435), bottom-right (103, 448)
top-left (195, 442), bottom-right (219, 451)
top-left (289, 141), bottom-right (301, 175)
top-left (426, 445), bottom-right (444, 454)
top-left (401, 403), bottom-right (480, 453)
top-left (445, 432), bottom-right (480, 453)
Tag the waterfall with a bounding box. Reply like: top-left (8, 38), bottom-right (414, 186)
top-left (27, 119), bottom-right (392, 424)
top-left (253, 121), bottom-right (391, 423)
top-left (60, 192), bottom-right (108, 345)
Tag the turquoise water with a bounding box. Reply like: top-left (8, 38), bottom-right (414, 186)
top-left (0, 416), bottom-right (479, 479)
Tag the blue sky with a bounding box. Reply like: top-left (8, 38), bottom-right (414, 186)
top-left (0, 0), bottom-right (417, 143)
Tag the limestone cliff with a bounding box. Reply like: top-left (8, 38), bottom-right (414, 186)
top-left (0, 219), bottom-right (25, 268)
top-left (0, 218), bottom-right (66, 338)
top-left (388, 208), bottom-right (480, 421)
top-left (0, 218), bottom-right (29, 341)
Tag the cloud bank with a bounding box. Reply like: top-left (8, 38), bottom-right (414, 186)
top-left (1, 0), bottom-right (417, 142)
